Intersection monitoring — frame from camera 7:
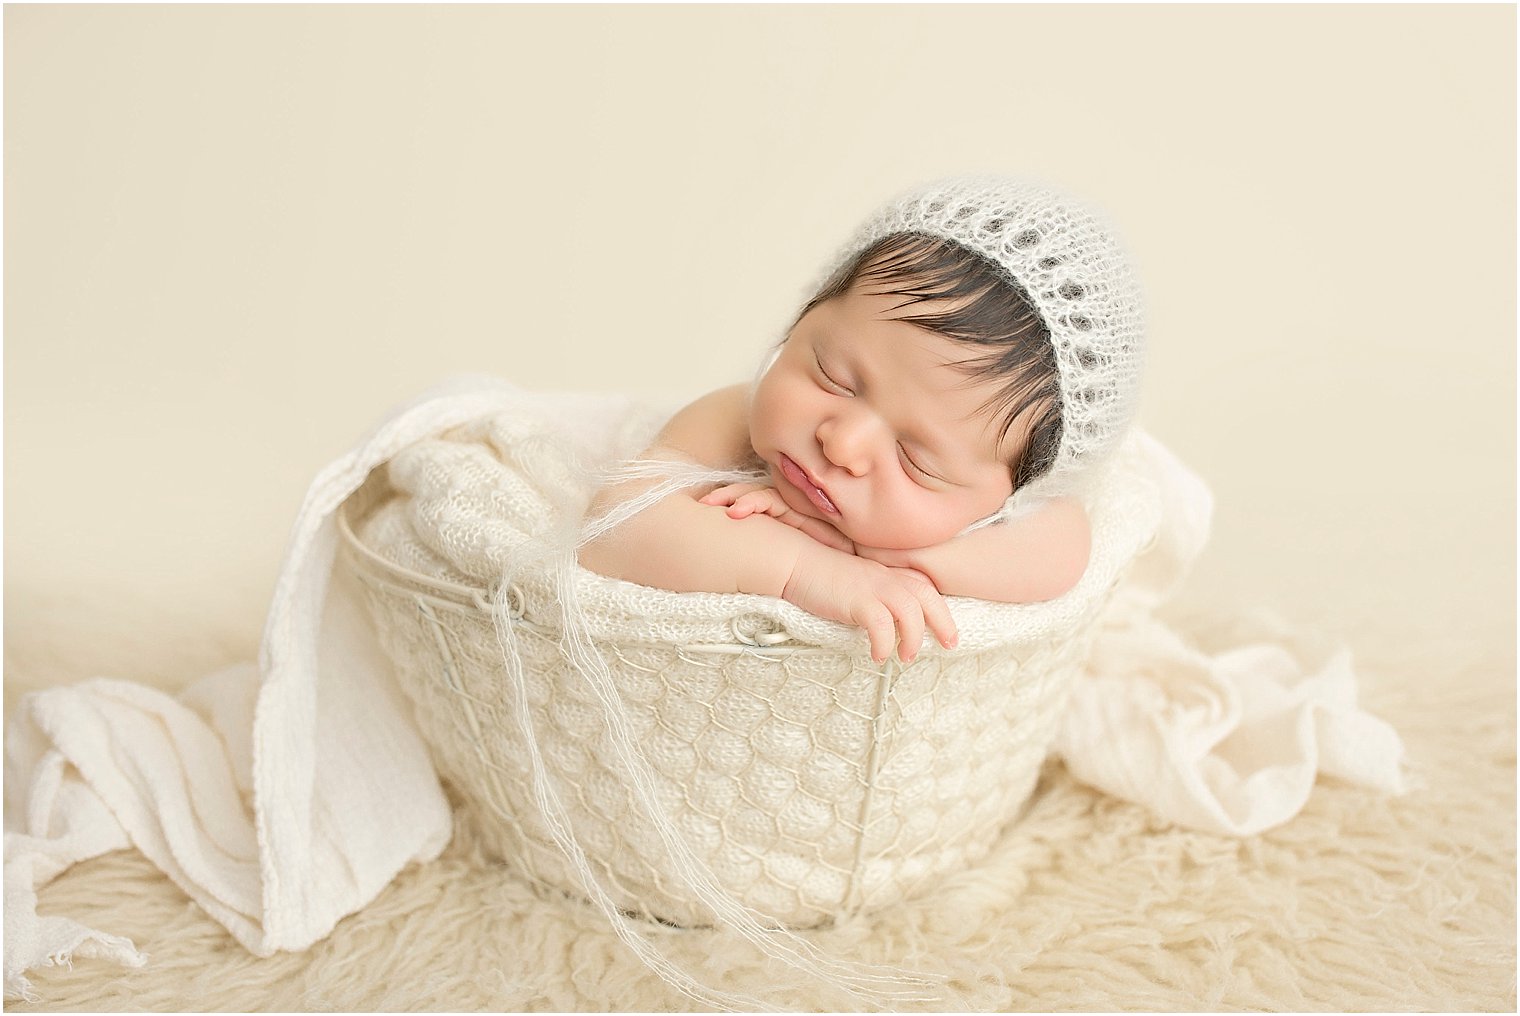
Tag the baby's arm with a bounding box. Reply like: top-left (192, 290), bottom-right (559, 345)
top-left (699, 480), bottom-right (1090, 605)
top-left (697, 482), bottom-right (857, 554)
top-left (859, 498), bottom-right (1091, 604)
top-left (578, 388), bottom-right (956, 662)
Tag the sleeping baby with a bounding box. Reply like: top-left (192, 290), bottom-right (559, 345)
top-left (579, 175), bottom-right (1145, 665)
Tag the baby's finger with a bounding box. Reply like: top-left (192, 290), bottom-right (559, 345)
top-left (856, 603), bottom-right (896, 664)
top-left (739, 490), bottom-right (780, 513)
top-left (699, 482), bottom-right (763, 506)
top-left (882, 587), bottom-right (926, 664)
top-left (724, 495), bottom-right (760, 519)
top-left (724, 490), bottom-right (775, 519)
top-left (902, 573), bottom-right (958, 650)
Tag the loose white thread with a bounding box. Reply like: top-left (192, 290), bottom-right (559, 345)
top-left (478, 455), bottom-right (947, 1010)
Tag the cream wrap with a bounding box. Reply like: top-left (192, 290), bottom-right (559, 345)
top-left (3, 375), bottom-right (1406, 1004)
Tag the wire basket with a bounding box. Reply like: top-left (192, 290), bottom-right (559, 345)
top-left (337, 478), bottom-right (1138, 928)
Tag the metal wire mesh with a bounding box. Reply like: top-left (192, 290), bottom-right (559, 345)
top-left (340, 501), bottom-right (1099, 927)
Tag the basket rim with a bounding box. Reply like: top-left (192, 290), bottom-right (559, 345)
top-left (335, 440), bottom-right (1160, 655)
top-left (338, 494), bottom-right (490, 608)
top-left (338, 496), bottom-right (824, 653)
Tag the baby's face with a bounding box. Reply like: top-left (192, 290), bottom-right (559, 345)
top-left (749, 284), bottom-right (1020, 551)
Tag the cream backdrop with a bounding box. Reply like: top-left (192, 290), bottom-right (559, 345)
top-left (5, 5), bottom-right (1515, 672)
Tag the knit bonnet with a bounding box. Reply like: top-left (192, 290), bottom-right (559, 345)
top-left (813, 174), bottom-right (1147, 504)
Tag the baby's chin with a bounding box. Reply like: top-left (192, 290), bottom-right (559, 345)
top-left (841, 522), bottom-right (955, 553)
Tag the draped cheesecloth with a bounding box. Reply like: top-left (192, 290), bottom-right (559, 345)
top-left (4, 375), bottom-right (1406, 1003)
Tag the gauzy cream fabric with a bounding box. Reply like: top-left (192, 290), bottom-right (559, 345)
top-left (3, 376), bottom-right (1406, 1002)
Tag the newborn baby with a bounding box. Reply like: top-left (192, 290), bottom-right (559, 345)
top-left (580, 176), bottom-right (1145, 665)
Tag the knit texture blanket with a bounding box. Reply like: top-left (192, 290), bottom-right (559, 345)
top-left (2, 376), bottom-right (1407, 1002)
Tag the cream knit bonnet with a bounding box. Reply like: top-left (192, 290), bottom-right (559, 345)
top-left (809, 174), bottom-right (1147, 506)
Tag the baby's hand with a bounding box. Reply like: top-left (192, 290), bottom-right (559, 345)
top-left (699, 482), bottom-right (857, 555)
top-left (782, 542), bottom-right (958, 664)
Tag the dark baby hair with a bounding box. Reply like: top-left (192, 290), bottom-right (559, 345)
top-left (793, 232), bottom-right (1063, 493)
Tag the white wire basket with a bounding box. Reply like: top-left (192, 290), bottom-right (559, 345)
top-left (337, 460), bottom-right (1153, 928)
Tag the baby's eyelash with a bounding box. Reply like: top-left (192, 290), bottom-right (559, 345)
top-left (814, 354), bottom-right (853, 395)
top-left (899, 444), bottom-right (939, 481)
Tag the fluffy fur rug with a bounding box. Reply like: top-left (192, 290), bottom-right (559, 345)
top-left (4, 589), bottom-right (1514, 1012)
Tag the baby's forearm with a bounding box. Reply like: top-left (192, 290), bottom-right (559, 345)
top-left (579, 488), bottom-right (816, 598)
top-left (864, 499), bottom-right (1091, 604)
top-left (581, 473), bottom-right (961, 661)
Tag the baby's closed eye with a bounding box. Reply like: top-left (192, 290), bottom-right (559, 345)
top-left (897, 444), bottom-right (941, 483)
top-left (814, 353), bottom-right (854, 396)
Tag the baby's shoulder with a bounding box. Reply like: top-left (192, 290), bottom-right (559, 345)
top-left (653, 383), bottom-right (755, 469)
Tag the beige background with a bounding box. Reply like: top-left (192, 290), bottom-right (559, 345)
top-left (5, 5), bottom-right (1514, 666)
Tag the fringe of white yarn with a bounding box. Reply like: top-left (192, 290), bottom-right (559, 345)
top-left (484, 451), bottom-right (948, 1011)
top-left (577, 459), bottom-right (769, 546)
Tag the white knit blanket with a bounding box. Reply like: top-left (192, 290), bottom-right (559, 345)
top-left (2, 376), bottom-right (1407, 1001)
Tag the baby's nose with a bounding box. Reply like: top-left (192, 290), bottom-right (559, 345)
top-left (817, 412), bottom-right (881, 477)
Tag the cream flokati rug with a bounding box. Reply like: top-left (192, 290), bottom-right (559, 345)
top-left (3, 590), bottom-right (1514, 1012)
